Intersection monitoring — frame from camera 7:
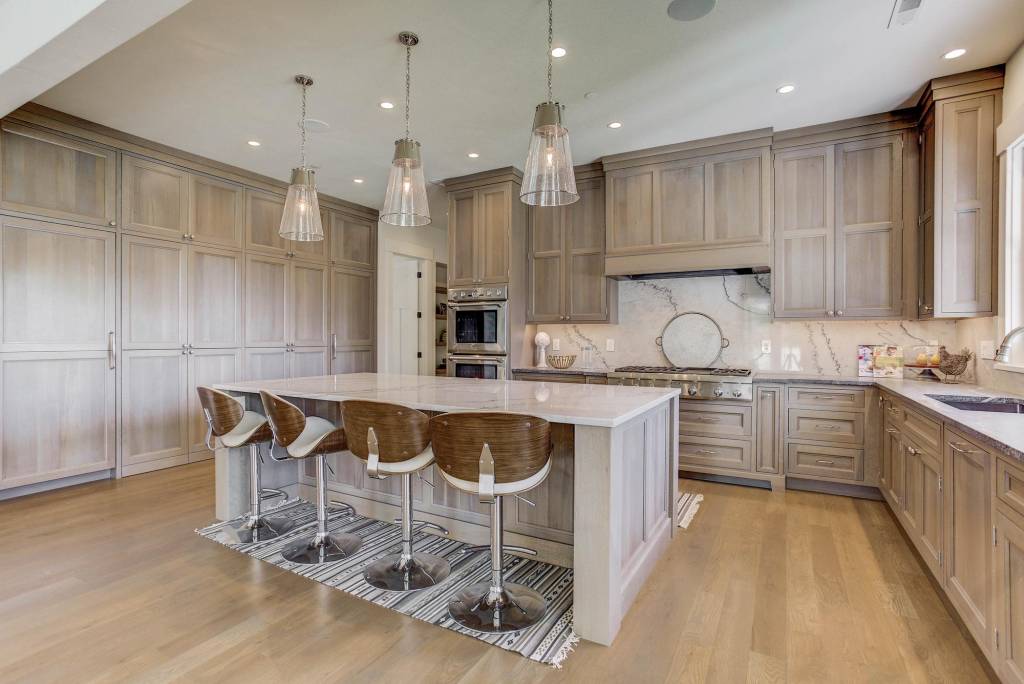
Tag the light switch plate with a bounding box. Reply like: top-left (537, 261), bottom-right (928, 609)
top-left (606, 339), bottom-right (615, 352)
top-left (552, 338), bottom-right (561, 352)
top-left (761, 340), bottom-right (771, 354)
top-left (980, 340), bottom-right (995, 360)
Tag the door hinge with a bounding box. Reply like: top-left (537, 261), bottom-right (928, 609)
top-left (416, 311), bottom-right (422, 319)
top-left (994, 525), bottom-right (999, 547)
top-left (416, 351), bottom-right (422, 359)
top-left (938, 550), bottom-right (943, 566)
top-left (938, 475), bottom-right (943, 492)
top-left (996, 628), bottom-right (1000, 651)
top-left (417, 271), bottom-right (422, 278)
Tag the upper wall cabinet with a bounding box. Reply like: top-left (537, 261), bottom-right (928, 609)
top-left (329, 211), bottom-right (375, 270)
top-left (917, 68), bottom-right (1003, 319)
top-left (527, 169), bottom-right (617, 323)
top-left (601, 130), bottom-right (772, 277)
top-left (122, 155), bottom-right (244, 249)
top-left (444, 168), bottom-right (526, 287)
top-left (245, 188), bottom-right (290, 255)
top-left (0, 122), bottom-right (117, 228)
top-left (772, 114), bottom-right (914, 320)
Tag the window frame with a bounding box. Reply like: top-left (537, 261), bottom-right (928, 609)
top-left (997, 136), bottom-right (1024, 373)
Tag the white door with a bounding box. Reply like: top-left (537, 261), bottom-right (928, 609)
top-left (388, 254), bottom-right (421, 375)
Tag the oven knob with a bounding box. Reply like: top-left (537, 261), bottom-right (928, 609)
top-left (713, 386), bottom-right (724, 398)
top-left (732, 388), bottom-right (743, 398)
top-left (687, 385), bottom-right (698, 397)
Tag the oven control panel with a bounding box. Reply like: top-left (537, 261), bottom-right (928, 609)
top-left (449, 285), bottom-right (508, 301)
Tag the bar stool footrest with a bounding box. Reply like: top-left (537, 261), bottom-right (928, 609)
top-left (448, 581), bottom-right (547, 633)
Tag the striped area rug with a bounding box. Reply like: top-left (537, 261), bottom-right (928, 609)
top-left (676, 492), bottom-right (704, 529)
top-left (197, 500), bottom-right (579, 667)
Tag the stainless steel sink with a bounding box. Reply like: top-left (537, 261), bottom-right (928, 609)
top-left (926, 394), bottom-right (1024, 414)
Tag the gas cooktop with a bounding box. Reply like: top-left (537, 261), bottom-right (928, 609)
top-left (606, 366), bottom-right (753, 400)
top-left (612, 366), bottom-right (751, 377)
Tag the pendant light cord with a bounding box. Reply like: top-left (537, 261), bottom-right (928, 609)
top-left (404, 43), bottom-right (412, 140)
top-left (299, 80), bottom-right (308, 169)
top-left (547, 0), bottom-right (553, 103)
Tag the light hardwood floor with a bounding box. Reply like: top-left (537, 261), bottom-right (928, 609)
top-left (0, 463), bottom-right (995, 683)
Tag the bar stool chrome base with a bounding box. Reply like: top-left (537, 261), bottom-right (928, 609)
top-left (225, 514), bottom-right (295, 544)
top-left (448, 581), bottom-right (546, 633)
top-left (364, 552), bottom-right (451, 591)
top-left (281, 532), bottom-right (362, 564)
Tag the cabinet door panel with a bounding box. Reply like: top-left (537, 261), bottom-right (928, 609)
top-left (567, 253), bottom-right (607, 321)
top-left (0, 351), bottom-right (115, 489)
top-left (291, 260), bottom-right (328, 347)
top-left (186, 349), bottom-right (241, 459)
top-left (528, 204), bottom-right (564, 322)
top-left (938, 95), bottom-right (995, 315)
top-left (243, 347), bottom-right (288, 381)
top-left (244, 254), bottom-right (288, 347)
top-left (566, 178), bottom-right (611, 322)
top-left (245, 189), bottom-right (288, 255)
top-left (710, 153), bottom-right (766, 244)
top-left (290, 347), bottom-right (328, 378)
top-left (189, 173), bottom-right (243, 248)
top-left (997, 510), bottom-right (1024, 684)
top-left (1, 218), bottom-right (115, 351)
top-left (188, 245), bottom-right (242, 348)
top-left (449, 190), bottom-right (477, 286)
top-left (917, 448), bottom-right (943, 577)
top-left (122, 156), bottom-right (188, 239)
top-left (659, 162), bottom-right (705, 246)
top-left (773, 147), bottom-right (834, 318)
top-left (606, 166), bottom-right (656, 251)
top-left (331, 267), bottom-right (375, 348)
top-left (835, 136), bottom-right (902, 318)
top-left (121, 349), bottom-right (188, 470)
top-left (329, 213), bottom-right (374, 269)
top-left (754, 385), bottom-right (782, 474)
top-left (478, 184), bottom-right (511, 284)
top-left (122, 236), bottom-right (187, 349)
top-left (333, 348), bottom-right (375, 374)
top-left (0, 122), bottom-right (116, 226)
top-left (881, 422), bottom-right (903, 507)
top-left (919, 117), bottom-right (936, 317)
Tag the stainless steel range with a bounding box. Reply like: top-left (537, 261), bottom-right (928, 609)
top-left (607, 366), bottom-right (752, 401)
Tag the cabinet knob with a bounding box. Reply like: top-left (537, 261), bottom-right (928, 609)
top-left (836, 310), bottom-right (844, 317)
top-left (827, 310), bottom-right (835, 317)
top-left (109, 220), bottom-right (117, 227)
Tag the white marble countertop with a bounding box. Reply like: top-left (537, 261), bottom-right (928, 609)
top-left (215, 373), bottom-right (679, 428)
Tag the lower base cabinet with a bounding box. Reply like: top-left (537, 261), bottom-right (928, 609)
top-left (121, 349), bottom-right (189, 475)
top-left (996, 507), bottom-right (1024, 683)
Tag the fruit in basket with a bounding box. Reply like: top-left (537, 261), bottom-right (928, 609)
top-left (915, 352), bottom-right (928, 365)
top-left (930, 352), bottom-right (941, 365)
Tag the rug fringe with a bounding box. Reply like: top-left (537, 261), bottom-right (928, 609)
top-left (549, 630), bottom-right (580, 669)
top-left (677, 493), bottom-right (704, 529)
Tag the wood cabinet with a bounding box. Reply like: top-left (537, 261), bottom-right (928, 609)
top-left (917, 73), bottom-right (1001, 318)
top-left (186, 348), bottom-right (241, 461)
top-left (602, 131), bottom-right (772, 277)
top-left (879, 402), bottom-right (904, 508)
top-left (784, 383), bottom-right (876, 485)
top-left (329, 211), bottom-right (375, 270)
top-left (331, 266), bottom-right (375, 349)
top-left (187, 244), bottom-right (243, 348)
top-left (944, 428), bottom-right (993, 650)
top-left (995, 506), bottom-right (1024, 684)
top-left (902, 437), bottom-right (944, 577)
top-left (527, 173), bottom-right (617, 323)
top-left (121, 348), bottom-right (189, 475)
top-left (245, 189), bottom-right (290, 255)
top-left (123, 155), bottom-right (244, 248)
top-left (244, 254), bottom-right (328, 348)
top-left (243, 346), bottom-right (329, 381)
top-left (445, 169), bottom-right (525, 287)
top-left (0, 122), bottom-right (117, 227)
top-left (773, 131), bottom-right (905, 319)
top-left (754, 385), bottom-right (783, 475)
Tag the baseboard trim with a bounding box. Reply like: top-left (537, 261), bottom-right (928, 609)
top-left (0, 469), bottom-right (114, 501)
top-left (785, 477), bottom-right (883, 500)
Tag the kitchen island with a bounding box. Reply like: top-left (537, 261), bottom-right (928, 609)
top-left (212, 373), bottom-right (680, 645)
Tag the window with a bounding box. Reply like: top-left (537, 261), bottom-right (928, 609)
top-left (1000, 136), bottom-right (1024, 370)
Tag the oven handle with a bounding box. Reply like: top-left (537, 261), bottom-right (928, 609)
top-left (448, 302), bottom-right (506, 312)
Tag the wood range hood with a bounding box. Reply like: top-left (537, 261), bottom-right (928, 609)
top-left (600, 128), bottom-right (774, 280)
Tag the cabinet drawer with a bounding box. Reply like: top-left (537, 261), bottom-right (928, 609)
top-left (786, 443), bottom-right (864, 481)
top-left (513, 372), bottom-right (585, 383)
top-left (901, 406), bottom-right (941, 454)
top-left (787, 385), bottom-right (866, 410)
top-left (787, 408), bottom-right (864, 444)
top-left (680, 436), bottom-right (752, 473)
top-left (997, 457), bottom-right (1024, 520)
top-left (680, 402), bottom-right (752, 438)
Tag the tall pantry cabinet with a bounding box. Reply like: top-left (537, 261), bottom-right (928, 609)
top-left (0, 106), bottom-right (379, 492)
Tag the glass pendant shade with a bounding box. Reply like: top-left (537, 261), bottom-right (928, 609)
top-left (279, 167), bottom-right (324, 241)
top-left (380, 138), bottom-right (431, 226)
top-left (521, 101), bottom-right (578, 206)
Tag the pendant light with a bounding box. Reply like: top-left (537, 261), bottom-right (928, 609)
top-left (279, 74), bottom-right (324, 241)
top-left (520, 0), bottom-right (578, 207)
top-left (380, 32), bottom-right (431, 227)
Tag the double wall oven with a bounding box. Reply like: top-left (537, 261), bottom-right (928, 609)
top-left (447, 286), bottom-right (509, 379)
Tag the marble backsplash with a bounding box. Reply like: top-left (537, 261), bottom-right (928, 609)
top-left (534, 274), bottom-right (959, 376)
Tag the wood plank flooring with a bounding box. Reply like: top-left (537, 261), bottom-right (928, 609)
top-left (0, 463), bottom-right (995, 683)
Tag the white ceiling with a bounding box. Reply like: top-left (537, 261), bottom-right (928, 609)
top-left (36, 0), bottom-right (1024, 210)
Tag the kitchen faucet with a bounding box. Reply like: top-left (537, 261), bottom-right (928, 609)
top-left (995, 325), bottom-right (1024, 363)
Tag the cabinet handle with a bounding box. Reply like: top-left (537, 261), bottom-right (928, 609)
top-left (885, 428), bottom-right (900, 434)
top-left (331, 333), bottom-right (337, 359)
top-left (815, 459), bottom-right (835, 465)
top-left (108, 220), bottom-right (117, 227)
top-left (107, 331), bottom-right (116, 369)
top-left (949, 442), bottom-right (980, 455)
top-left (182, 233), bottom-right (189, 240)
top-left (815, 424), bottom-right (841, 431)
top-left (921, 305), bottom-right (934, 313)
top-left (813, 395), bottom-right (839, 401)
top-left (694, 448), bottom-right (718, 455)
top-left (695, 416), bottom-right (721, 423)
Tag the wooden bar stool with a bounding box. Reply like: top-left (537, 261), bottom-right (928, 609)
top-left (259, 390), bottom-right (362, 564)
top-left (197, 387), bottom-right (293, 543)
top-left (430, 412), bottom-right (553, 633)
top-left (341, 400), bottom-right (451, 591)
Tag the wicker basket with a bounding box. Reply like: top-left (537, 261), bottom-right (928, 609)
top-left (548, 354), bottom-right (576, 370)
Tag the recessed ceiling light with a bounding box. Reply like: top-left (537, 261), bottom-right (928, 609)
top-left (607, 121), bottom-right (622, 129)
top-left (943, 48), bottom-right (967, 60)
top-left (776, 84), bottom-right (796, 94)
top-left (353, 178), bottom-right (364, 184)
top-left (247, 140), bottom-right (261, 147)
top-left (467, 152), bottom-right (480, 158)
top-left (667, 0), bottom-right (716, 22)
top-left (379, 101), bottom-right (395, 109)
top-left (551, 47), bottom-right (567, 58)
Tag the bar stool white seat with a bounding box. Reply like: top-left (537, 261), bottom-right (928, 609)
top-left (429, 412), bottom-right (553, 633)
top-left (341, 400), bottom-right (451, 591)
top-left (196, 386), bottom-right (293, 543)
top-left (260, 390), bottom-right (362, 565)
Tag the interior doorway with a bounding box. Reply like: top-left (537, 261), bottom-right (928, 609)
top-left (379, 238), bottom-right (435, 375)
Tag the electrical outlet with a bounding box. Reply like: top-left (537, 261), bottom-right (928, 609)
top-left (552, 338), bottom-right (561, 352)
top-left (761, 339), bottom-right (771, 354)
top-left (980, 340), bottom-right (995, 360)
top-left (606, 338), bottom-right (615, 352)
